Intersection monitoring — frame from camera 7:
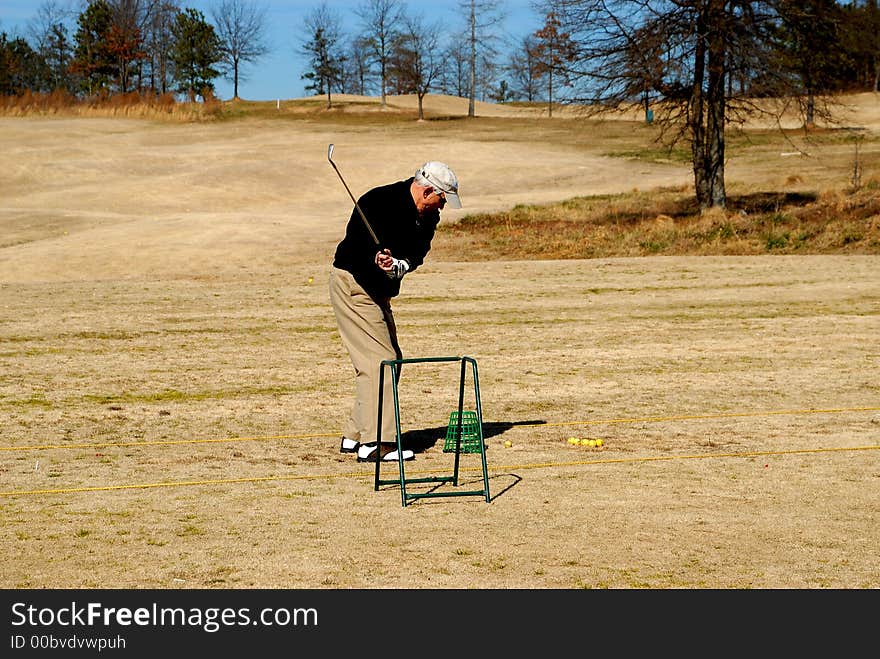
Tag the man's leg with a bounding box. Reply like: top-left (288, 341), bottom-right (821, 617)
top-left (329, 266), bottom-right (399, 445)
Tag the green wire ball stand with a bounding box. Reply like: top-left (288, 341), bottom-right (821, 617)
top-left (375, 356), bottom-right (491, 507)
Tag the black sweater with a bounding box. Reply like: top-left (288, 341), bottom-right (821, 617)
top-left (333, 177), bottom-right (439, 301)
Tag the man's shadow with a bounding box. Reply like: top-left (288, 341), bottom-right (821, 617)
top-left (400, 419), bottom-right (546, 453)
top-left (394, 420), bottom-right (541, 503)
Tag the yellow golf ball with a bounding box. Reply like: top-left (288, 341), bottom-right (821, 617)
top-left (567, 437), bottom-right (580, 445)
top-left (595, 439), bottom-right (604, 447)
top-left (582, 439), bottom-right (596, 447)
top-left (503, 440), bottom-right (513, 448)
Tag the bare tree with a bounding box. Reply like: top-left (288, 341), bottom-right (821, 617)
top-left (548, 0), bottom-right (792, 210)
top-left (356, 0), bottom-right (403, 107)
top-left (459, 0), bottom-right (504, 117)
top-left (507, 35), bottom-right (542, 102)
top-left (143, 1), bottom-right (178, 94)
top-left (620, 23), bottom-right (667, 122)
top-left (210, 0), bottom-right (269, 100)
top-left (343, 35), bottom-right (376, 95)
top-left (28, 1), bottom-right (76, 92)
top-left (389, 13), bottom-right (444, 120)
top-left (440, 39), bottom-right (470, 97)
top-left (476, 52), bottom-right (500, 101)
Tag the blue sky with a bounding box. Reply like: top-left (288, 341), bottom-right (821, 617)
top-left (1, 0), bottom-right (545, 101)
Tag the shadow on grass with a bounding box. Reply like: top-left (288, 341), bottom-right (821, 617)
top-left (398, 473), bottom-right (523, 505)
top-left (609, 191), bottom-right (820, 223)
top-left (487, 473), bottom-right (523, 502)
top-left (400, 419), bottom-right (546, 453)
top-left (379, 422), bottom-right (541, 505)
top-left (727, 191), bottom-right (818, 213)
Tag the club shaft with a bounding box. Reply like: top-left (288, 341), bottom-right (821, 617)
top-left (329, 160), bottom-right (380, 246)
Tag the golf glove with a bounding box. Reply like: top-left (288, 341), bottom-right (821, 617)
top-left (386, 257), bottom-right (410, 279)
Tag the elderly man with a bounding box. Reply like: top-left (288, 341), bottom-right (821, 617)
top-left (329, 161), bottom-right (462, 463)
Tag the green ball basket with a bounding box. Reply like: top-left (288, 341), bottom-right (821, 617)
top-left (443, 410), bottom-right (484, 453)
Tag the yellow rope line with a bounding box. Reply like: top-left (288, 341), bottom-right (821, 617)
top-left (2, 406), bottom-right (876, 452)
top-left (487, 444), bottom-right (880, 471)
top-left (1, 445), bottom-right (876, 498)
top-left (538, 406), bottom-right (880, 427)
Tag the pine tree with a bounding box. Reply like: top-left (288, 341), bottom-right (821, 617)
top-left (301, 25), bottom-right (345, 108)
top-left (170, 8), bottom-right (222, 101)
top-left (71, 0), bottom-right (116, 95)
top-left (0, 33), bottom-right (47, 94)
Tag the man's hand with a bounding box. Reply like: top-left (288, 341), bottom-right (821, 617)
top-left (375, 249), bottom-right (409, 279)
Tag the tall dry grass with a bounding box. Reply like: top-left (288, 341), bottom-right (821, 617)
top-left (0, 89), bottom-right (222, 121)
top-left (435, 181), bottom-right (880, 260)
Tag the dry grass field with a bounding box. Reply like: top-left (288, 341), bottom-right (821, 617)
top-left (1, 93), bottom-right (878, 590)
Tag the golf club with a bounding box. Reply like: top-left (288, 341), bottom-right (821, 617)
top-left (327, 143), bottom-right (380, 246)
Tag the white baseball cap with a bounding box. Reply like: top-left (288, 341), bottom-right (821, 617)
top-left (416, 161), bottom-right (462, 208)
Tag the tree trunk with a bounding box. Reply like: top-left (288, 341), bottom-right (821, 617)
top-left (805, 89), bottom-right (815, 127)
top-left (691, 0), bottom-right (727, 210)
top-left (417, 92), bottom-right (424, 120)
top-left (380, 50), bottom-right (387, 107)
top-left (691, 7), bottom-right (709, 207)
top-left (705, 0), bottom-right (727, 208)
top-left (468, 0), bottom-right (476, 118)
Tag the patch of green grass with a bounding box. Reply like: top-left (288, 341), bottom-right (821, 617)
top-left (0, 335), bottom-right (45, 343)
top-left (69, 330), bottom-right (140, 341)
top-left (639, 238), bottom-right (669, 253)
top-left (717, 222), bottom-right (737, 239)
top-left (770, 211), bottom-right (790, 225)
top-left (764, 232), bottom-right (790, 250)
top-left (282, 490), bottom-right (316, 499)
top-left (605, 146), bottom-right (691, 163)
top-left (2, 394), bottom-right (52, 409)
top-left (573, 579), bottom-right (607, 589)
top-left (84, 384), bottom-right (301, 405)
top-left (488, 557), bottom-right (508, 571)
top-left (841, 227), bottom-right (864, 244)
top-left (0, 347), bottom-right (64, 357)
top-left (176, 526), bottom-right (204, 537)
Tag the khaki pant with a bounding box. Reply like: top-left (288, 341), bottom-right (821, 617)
top-left (329, 266), bottom-right (402, 444)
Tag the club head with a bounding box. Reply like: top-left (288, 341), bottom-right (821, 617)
top-left (327, 143), bottom-right (334, 161)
